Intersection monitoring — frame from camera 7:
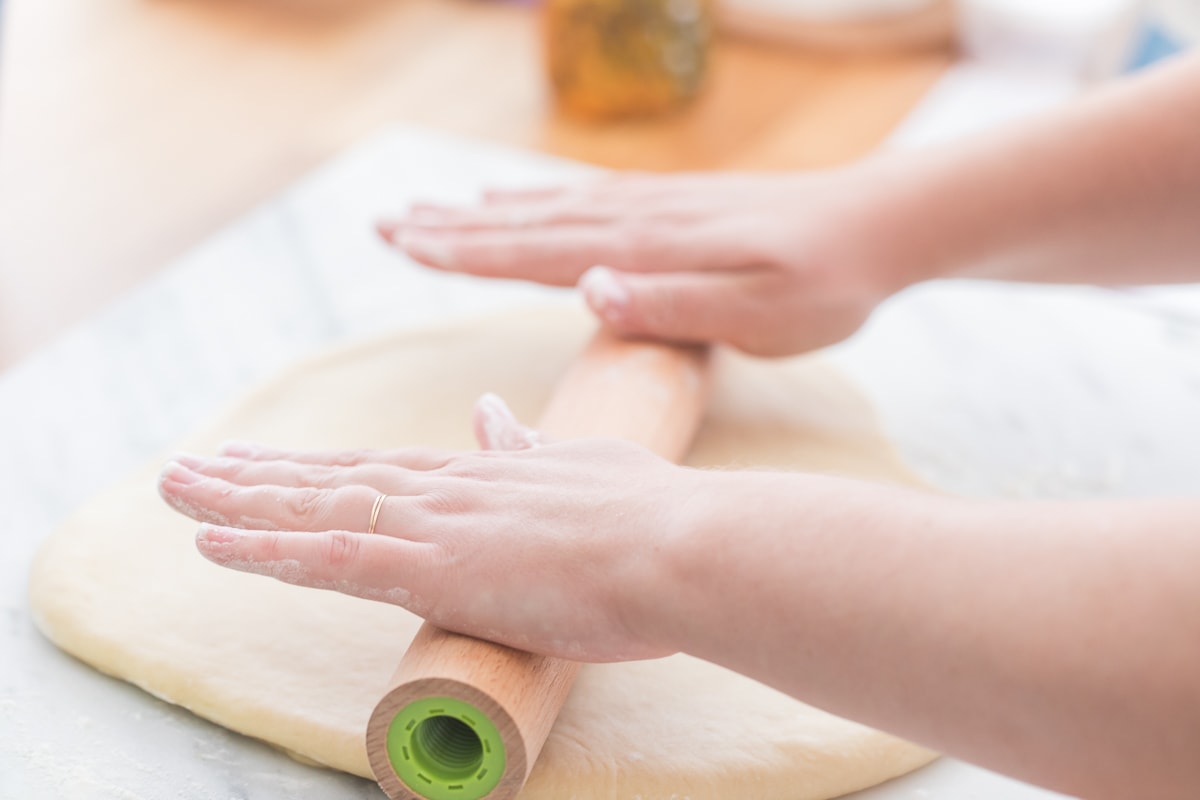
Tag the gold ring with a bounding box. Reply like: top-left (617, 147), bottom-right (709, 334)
top-left (368, 494), bottom-right (387, 534)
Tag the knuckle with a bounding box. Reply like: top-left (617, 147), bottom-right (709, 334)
top-left (732, 222), bottom-right (783, 266)
top-left (407, 447), bottom-right (452, 469)
top-left (469, 237), bottom-right (517, 268)
top-left (333, 449), bottom-right (371, 467)
top-left (259, 531), bottom-right (285, 562)
top-left (323, 531), bottom-right (361, 568)
top-left (440, 455), bottom-right (486, 480)
top-left (216, 456), bottom-right (243, 478)
top-left (637, 284), bottom-right (681, 331)
top-left (286, 488), bottom-right (329, 527)
top-left (417, 486), bottom-right (471, 516)
top-left (619, 220), bottom-right (663, 265)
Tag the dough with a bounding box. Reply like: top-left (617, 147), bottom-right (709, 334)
top-left (29, 307), bottom-right (936, 799)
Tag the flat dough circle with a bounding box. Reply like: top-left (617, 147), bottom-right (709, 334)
top-left (29, 307), bottom-right (936, 799)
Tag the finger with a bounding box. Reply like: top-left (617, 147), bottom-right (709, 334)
top-left (556, 172), bottom-right (776, 206)
top-left (195, 524), bottom-right (438, 609)
top-left (394, 193), bottom-right (617, 231)
top-left (391, 174), bottom-right (778, 233)
top-left (402, 199), bottom-right (616, 230)
top-left (167, 454), bottom-right (425, 493)
top-left (398, 184), bottom-right (785, 233)
top-left (580, 265), bottom-right (776, 352)
top-left (159, 468), bottom-right (424, 535)
top-left (472, 393), bottom-right (542, 452)
top-left (396, 225), bottom-right (626, 285)
top-left (217, 441), bottom-right (455, 470)
top-left (377, 219), bottom-right (403, 246)
top-left (476, 174), bottom-right (706, 215)
top-left (481, 186), bottom-right (572, 205)
top-left (395, 220), bottom-right (763, 285)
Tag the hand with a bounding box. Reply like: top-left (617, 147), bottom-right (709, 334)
top-left (157, 395), bottom-right (692, 661)
top-left (379, 169), bottom-right (909, 356)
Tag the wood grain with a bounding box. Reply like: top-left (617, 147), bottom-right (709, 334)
top-left (366, 329), bottom-right (709, 799)
top-left (0, 0), bottom-right (949, 368)
top-left (721, 0), bottom-right (953, 53)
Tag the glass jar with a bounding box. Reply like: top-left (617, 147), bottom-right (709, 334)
top-left (543, 0), bottom-right (714, 120)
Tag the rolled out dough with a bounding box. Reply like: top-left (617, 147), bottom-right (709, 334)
top-left (29, 306), bottom-right (936, 799)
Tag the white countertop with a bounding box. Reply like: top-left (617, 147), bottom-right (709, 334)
top-left (4, 65), bottom-right (1198, 799)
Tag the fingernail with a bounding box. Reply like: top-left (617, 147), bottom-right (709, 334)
top-left (197, 525), bottom-right (241, 546)
top-left (477, 392), bottom-right (540, 450)
top-left (195, 526), bottom-right (244, 563)
top-left (219, 440), bottom-right (258, 458)
top-left (161, 462), bottom-right (202, 485)
top-left (399, 230), bottom-right (457, 268)
top-left (479, 392), bottom-right (516, 422)
top-left (376, 220), bottom-right (401, 245)
top-left (580, 266), bottom-right (629, 323)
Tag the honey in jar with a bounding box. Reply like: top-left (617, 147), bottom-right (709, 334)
top-left (544, 0), bottom-right (714, 119)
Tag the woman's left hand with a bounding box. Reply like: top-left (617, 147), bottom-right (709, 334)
top-left (157, 395), bottom-right (694, 662)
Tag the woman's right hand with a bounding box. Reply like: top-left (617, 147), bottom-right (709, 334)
top-left (379, 166), bottom-right (919, 357)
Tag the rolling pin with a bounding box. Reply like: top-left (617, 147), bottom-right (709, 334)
top-left (364, 327), bottom-right (711, 800)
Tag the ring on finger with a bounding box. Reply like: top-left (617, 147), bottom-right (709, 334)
top-left (368, 494), bottom-right (388, 534)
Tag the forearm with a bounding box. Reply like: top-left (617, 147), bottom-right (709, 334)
top-left (643, 471), bottom-right (1200, 799)
top-left (861, 54), bottom-right (1200, 289)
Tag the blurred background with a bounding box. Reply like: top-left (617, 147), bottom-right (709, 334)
top-left (0, 0), bottom-right (1195, 370)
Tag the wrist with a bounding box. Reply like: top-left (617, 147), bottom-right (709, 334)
top-left (630, 468), bottom-right (807, 659)
top-left (613, 466), bottom-right (724, 657)
top-left (836, 154), bottom-right (969, 292)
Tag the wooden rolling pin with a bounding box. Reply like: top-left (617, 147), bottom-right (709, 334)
top-left (365, 327), bottom-right (711, 800)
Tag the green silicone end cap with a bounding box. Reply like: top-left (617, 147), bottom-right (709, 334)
top-left (386, 696), bottom-right (506, 800)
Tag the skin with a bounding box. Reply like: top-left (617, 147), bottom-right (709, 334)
top-left (381, 54), bottom-right (1200, 355)
top-left (161, 54), bottom-right (1200, 799)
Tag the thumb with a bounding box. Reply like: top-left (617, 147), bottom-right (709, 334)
top-left (472, 393), bottom-right (542, 452)
top-left (579, 265), bottom-right (753, 347)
